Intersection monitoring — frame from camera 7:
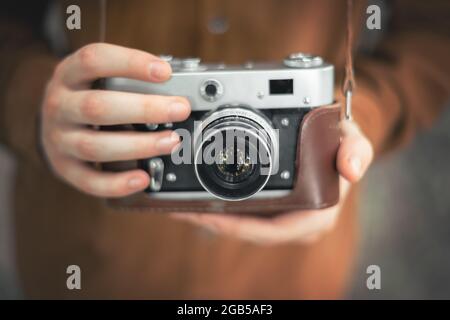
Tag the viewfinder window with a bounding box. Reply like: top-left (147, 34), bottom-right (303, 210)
top-left (269, 79), bottom-right (294, 95)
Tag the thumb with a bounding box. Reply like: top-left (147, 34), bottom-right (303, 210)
top-left (337, 120), bottom-right (374, 183)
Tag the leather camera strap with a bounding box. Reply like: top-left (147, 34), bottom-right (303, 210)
top-left (343, 0), bottom-right (356, 120)
top-left (99, 0), bottom-right (108, 42)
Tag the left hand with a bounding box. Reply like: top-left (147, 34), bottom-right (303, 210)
top-left (171, 119), bottom-right (373, 246)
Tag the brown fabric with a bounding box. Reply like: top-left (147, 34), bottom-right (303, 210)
top-left (106, 104), bottom-right (340, 214)
top-left (1, 0), bottom-right (450, 299)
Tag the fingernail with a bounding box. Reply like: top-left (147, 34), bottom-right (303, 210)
top-left (149, 61), bottom-right (169, 80)
top-left (156, 132), bottom-right (180, 153)
top-left (128, 177), bottom-right (145, 189)
top-left (169, 102), bottom-right (189, 121)
top-left (349, 156), bottom-right (362, 176)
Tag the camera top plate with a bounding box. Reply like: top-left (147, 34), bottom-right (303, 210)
top-left (104, 52), bottom-right (334, 111)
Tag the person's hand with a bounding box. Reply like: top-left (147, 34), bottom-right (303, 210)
top-left (171, 120), bottom-right (373, 245)
top-left (40, 43), bottom-right (190, 197)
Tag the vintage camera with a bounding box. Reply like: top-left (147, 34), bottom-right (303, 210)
top-left (101, 53), bottom-right (338, 207)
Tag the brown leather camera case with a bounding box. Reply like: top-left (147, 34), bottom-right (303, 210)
top-left (105, 103), bottom-right (341, 216)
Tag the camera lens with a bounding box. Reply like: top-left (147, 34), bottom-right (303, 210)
top-left (194, 106), bottom-right (278, 201)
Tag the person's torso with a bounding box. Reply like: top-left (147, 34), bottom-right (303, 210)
top-left (55, 0), bottom-right (363, 69)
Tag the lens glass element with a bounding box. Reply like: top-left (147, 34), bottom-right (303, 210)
top-left (213, 137), bottom-right (256, 184)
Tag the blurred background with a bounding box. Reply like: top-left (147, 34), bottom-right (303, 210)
top-left (0, 0), bottom-right (449, 300)
top-left (2, 103), bottom-right (450, 299)
top-left (350, 102), bottom-right (450, 299)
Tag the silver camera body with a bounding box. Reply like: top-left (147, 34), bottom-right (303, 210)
top-left (105, 53), bottom-right (334, 111)
top-left (103, 53), bottom-right (334, 201)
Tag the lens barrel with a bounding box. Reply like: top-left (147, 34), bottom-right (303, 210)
top-left (194, 106), bottom-right (278, 201)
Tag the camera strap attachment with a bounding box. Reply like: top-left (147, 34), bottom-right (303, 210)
top-left (343, 0), bottom-right (355, 120)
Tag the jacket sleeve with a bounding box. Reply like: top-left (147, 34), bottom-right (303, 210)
top-left (0, 1), bottom-right (59, 166)
top-left (350, 0), bottom-right (450, 155)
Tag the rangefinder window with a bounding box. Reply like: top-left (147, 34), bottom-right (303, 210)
top-left (269, 79), bottom-right (294, 95)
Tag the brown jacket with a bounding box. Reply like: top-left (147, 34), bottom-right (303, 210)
top-left (0, 0), bottom-right (449, 299)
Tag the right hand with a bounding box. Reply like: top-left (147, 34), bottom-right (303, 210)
top-left (40, 43), bottom-right (191, 197)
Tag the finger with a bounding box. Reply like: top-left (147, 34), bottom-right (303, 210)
top-left (339, 177), bottom-right (351, 201)
top-left (58, 90), bottom-right (190, 125)
top-left (337, 120), bottom-right (374, 183)
top-left (57, 43), bottom-right (171, 87)
top-left (53, 156), bottom-right (150, 197)
top-left (295, 232), bottom-right (322, 245)
top-left (57, 128), bottom-right (180, 162)
top-left (172, 213), bottom-right (323, 245)
top-left (171, 207), bottom-right (339, 245)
